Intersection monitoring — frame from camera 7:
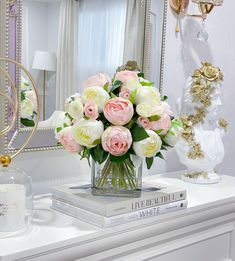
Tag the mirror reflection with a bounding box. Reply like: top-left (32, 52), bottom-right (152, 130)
top-left (6, 0), bottom-right (166, 151)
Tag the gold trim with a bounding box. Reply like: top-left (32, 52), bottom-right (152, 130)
top-left (0, 57), bottom-right (40, 165)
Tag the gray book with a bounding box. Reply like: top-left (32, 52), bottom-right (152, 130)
top-left (51, 198), bottom-right (188, 228)
top-left (52, 182), bottom-right (186, 217)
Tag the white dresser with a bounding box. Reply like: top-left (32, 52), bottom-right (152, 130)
top-left (1, 171), bottom-right (235, 261)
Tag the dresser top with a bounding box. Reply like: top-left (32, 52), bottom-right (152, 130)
top-left (1, 171), bottom-right (235, 261)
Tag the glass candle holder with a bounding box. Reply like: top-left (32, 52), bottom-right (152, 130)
top-left (0, 166), bottom-right (33, 238)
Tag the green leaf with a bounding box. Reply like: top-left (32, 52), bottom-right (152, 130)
top-left (63, 123), bottom-right (68, 128)
top-left (154, 129), bottom-right (163, 134)
top-left (90, 144), bottom-right (108, 164)
top-left (161, 146), bottom-right (167, 151)
top-left (65, 112), bottom-right (73, 121)
top-left (162, 140), bottom-right (173, 147)
top-left (130, 89), bottom-right (137, 104)
top-left (125, 119), bottom-right (134, 129)
top-left (148, 115), bottom-right (161, 122)
top-left (92, 139), bottom-right (101, 146)
top-left (110, 92), bottom-right (117, 98)
top-left (137, 72), bottom-right (144, 78)
top-left (140, 81), bottom-right (154, 86)
top-left (103, 82), bottom-right (109, 92)
top-left (131, 123), bottom-right (149, 142)
top-left (84, 115), bottom-right (89, 120)
top-left (161, 95), bottom-right (168, 101)
top-left (21, 92), bottom-right (26, 101)
top-left (146, 157), bottom-right (154, 169)
top-left (110, 80), bottom-right (122, 94)
top-left (20, 118), bottom-right (35, 127)
top-left (155, 152), bottom-right (164, 159)
top-left (56, 127), bottom-right (62, 133)
top-left (110, 153), bottom-right (130, 163)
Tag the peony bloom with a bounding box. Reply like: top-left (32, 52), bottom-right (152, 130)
top-left (84, 101), bottom-right (99, 120)
top-left (133, 130), bottom-right (162, 158)
top-left (82, 86), bottom-right (110, 112)
top-left (73, 119), bottom-right (104, 148)
top-left (59, 127), bottom-right (83, 153)
top-left (102, 126), bottom-right (132, 156)
top-left (137, 116), bottom-right (151, 130)
top-left (125, 79), bottom-right (142, 92)
top-left (135, 87), bottom-right (161, 106)
top-left (83, 73), bottom-right (111, 90)
top-left (164, 119), bottom-right (183, 146)
top-left (64, 93), bottom-right (82, 112)
top-left (136, 103), bottom-right (156, 118)
top-left (119, 87), bottom-right (131, 100)
top-left (151, 114), bottom-right (171, 135)
top-left (21, 98), bottom-right (34, 119)
top-left (114, 70), bottom-right (139, 87)
top-left (103, 97), bottom-right (134, 125)
top-left (25, 90), bottom-right (37, 110)
top-left (67, 100), bottom-right (84, 121)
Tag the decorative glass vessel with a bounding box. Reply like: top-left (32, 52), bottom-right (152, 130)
top-left (91, 155), bottom-right (142, 197)
top-left (0, 166), bottom-right (33, 238)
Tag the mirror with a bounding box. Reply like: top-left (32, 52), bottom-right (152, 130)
top-left (0, 0), bottom-right (168, 154)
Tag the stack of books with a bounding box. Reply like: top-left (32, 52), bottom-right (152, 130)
top-left (51, 182), bottom-right (187, 228)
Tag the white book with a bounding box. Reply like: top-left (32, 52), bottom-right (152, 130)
top-left (52, 182), bottom-right (186, 217)
top-left (51, 198), bottom-right (188, 228)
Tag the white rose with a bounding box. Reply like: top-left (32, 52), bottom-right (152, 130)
top-left (54, 112), bottom-right (72, 140)
top-left (21, 98), bottom-right (34, 119)
top-left (164, 119), bottom-right (183, 146)
top-left (82, 86), bottom-right (110, 112)
top-left (21, 76), bottom-right (30, 91)
top-left (133, 130), bottom-right (162, 158)
top-left (125, 79), bottom-right (142, 92)
top-left (64, 93), bottom-right (82, 111)
top-left (135, 87), bottom-right (161, 106)
top-left (73, 118), bottom-right (104, 148)
top-left (25, 90), bottom-right (37, 110)
top-left (68, 100), bottom-right (84, 120)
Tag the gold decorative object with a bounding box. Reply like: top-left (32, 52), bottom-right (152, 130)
top-left (169, 0), bottom-right (189, 32)
top-left (116, 61), bottom-right (140, 72)
top-left (170, 0), bottom-right (224, 40)
top-left (0, 58), bottom-right (40, 167)
top-left (180, 62), bottom-right (224, 160)
top-left (218, 118), bottom-right (228, 131)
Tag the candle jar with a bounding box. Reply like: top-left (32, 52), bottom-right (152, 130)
top-left (0, 166), bottom-right (33, 238)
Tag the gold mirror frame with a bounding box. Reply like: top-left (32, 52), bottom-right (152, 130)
top-left (0, 0), bottom-right (169, 153)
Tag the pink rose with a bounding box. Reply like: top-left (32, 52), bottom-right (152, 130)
top-left (59, 127), bottom-right (83, 153)
top-left (84, 101), bottom-right (99, 120)
top-left (83, 73), bottom-right (111, 90)
top-left (151, 114), bottom-right (171, 135)
top-left (115, 70), bottom-right (138, 87)
top-left (104, 97), bottom-right (134, 126)
top-left (102, 126), bottom-right (132, 156)
top-left (119, 87), bottom-right (131, 100)
top-left (138, 116), bottom-right (151, 130)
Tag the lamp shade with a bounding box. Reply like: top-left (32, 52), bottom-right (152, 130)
top-left (32, 51), bottom-right (57, 72)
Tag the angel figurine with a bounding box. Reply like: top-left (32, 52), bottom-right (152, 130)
top-left (175, 62), bottom-right (228, 184)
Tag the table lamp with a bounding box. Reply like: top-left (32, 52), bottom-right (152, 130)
top-left (32, 51), bottom-right (57, 120)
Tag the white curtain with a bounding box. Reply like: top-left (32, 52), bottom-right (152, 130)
top-left (56, 0), bottom-right (78, 110)
top-left (123, 0), bottom-right (146, 70)
top-left (76, 0), bottom-right (127, 91)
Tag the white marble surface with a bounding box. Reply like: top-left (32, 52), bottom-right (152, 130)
top-left (1, 171), bottom-right (235, 261)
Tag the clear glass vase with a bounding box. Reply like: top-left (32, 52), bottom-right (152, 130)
top-left (0, 166), bottom-right (33, 238)
top-left (91, 155), bottom-right (142, 197)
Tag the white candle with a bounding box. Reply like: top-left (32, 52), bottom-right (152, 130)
top-left (0, 184), bottom-right (26, 232)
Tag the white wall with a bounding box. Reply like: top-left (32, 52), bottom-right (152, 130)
top-left (12, 1), bottom-right (235, 194)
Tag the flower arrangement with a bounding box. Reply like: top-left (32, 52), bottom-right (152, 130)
top-left (20, 76), bottom-right (37, 127)
top-left (55, 69), bottom-right (182, 192)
